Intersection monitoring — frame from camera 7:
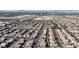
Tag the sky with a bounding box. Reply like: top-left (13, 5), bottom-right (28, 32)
top-left (0, 0), bottom-right (79, 10)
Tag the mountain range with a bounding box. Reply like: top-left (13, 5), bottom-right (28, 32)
top-left (0, 10), bottom-right (79, 15)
